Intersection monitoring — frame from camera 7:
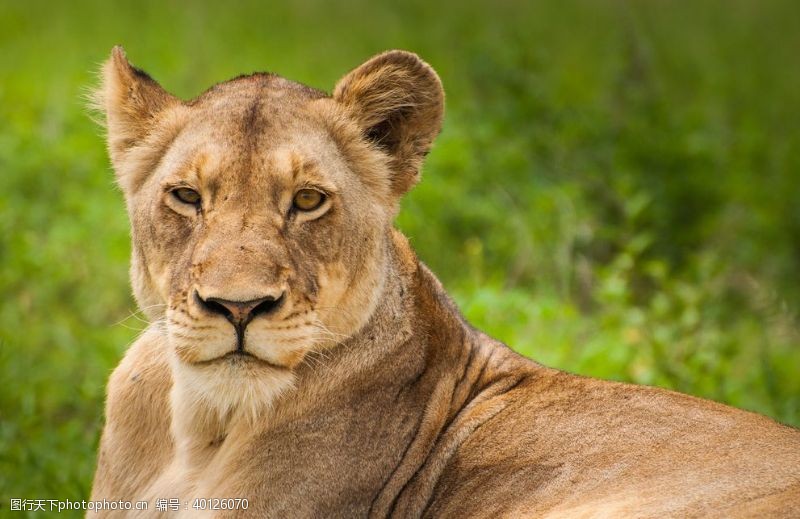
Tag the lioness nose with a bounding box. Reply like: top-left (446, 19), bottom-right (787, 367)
top-left (197, 292), bottom-right (285, 327)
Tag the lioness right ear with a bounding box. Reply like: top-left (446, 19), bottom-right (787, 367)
top-left (333, 50), bottom-right (444, 196)
top-left (93, 46), bottom-right (179, 172)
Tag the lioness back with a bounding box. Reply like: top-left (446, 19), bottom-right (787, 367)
top-left (90, 47), bottom-right (800, 518)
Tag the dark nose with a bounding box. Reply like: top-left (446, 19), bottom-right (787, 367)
top-left (196, 292), bottom-right (284, 328)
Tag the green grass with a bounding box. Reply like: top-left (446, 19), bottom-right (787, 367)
top-left (1, 0), bottom-right (799, 515)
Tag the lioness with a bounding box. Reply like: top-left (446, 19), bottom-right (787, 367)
top-left (90, 47), bottom-right (800, 518)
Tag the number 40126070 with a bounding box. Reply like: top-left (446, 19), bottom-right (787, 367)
top-left (192, 498), bottom-right (249, 510)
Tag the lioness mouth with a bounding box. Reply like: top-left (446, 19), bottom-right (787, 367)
top-left (198, 350), bottom-right (285, 370)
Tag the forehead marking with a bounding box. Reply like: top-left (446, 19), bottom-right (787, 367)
top-left (193, 152), bottom-right (210, 183)
top-left (241, 96), bottom-right (270, 162)
top-left (286, 151), bottom-right (324, 186)
top-left (291, 151), bottom-right (300, 181)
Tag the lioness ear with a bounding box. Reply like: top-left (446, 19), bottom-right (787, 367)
top-left (93, 46), bottom-right (178, 170)
top-left (333, 50), bottom-right (444, 196)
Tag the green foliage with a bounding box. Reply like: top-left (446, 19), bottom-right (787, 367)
top-left (1, 0), bottom-right (798, 515)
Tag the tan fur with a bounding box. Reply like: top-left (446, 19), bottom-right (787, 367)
top-left (90, 47), bottom-right (800, 518)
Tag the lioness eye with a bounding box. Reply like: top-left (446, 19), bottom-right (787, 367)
top-left (172, 187), bottom-right (201, 205)
top-left (293, 189), bottom-right (325, 211)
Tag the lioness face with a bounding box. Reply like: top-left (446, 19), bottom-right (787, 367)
top-left (96, 48), bottom-right (443, 413)
top-left (143, 85), bottom-right (388, 372)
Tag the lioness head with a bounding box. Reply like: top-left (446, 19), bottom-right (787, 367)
top-left (95, 47), bottom-right (443, 419)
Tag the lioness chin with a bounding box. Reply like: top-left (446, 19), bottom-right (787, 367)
top-left (89, 47), bottom-right (799, 518)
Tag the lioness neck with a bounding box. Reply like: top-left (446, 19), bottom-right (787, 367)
top-left (276, 227), bottom-right (487, 420)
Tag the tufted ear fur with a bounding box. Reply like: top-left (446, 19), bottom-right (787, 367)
top-left (333, 50), bottom-right (444, 196)
top-left (92, 46), bottom-right (179, 175)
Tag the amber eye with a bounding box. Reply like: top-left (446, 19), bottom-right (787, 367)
top-left (293, 188), bottom-right (325, 211)
top-left (172, 187), bottom-right (201, 206)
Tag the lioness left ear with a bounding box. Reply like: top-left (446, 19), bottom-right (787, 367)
top-left (333, 50), bottom-right (444, 196)
top-left (93, 46), bottom-right (179, 174)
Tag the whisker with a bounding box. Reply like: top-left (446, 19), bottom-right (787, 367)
top-left (112, 303), bottom-right (169, 326)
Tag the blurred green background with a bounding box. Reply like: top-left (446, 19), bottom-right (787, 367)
top-left (1, 0), bottom-right (799, 514)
